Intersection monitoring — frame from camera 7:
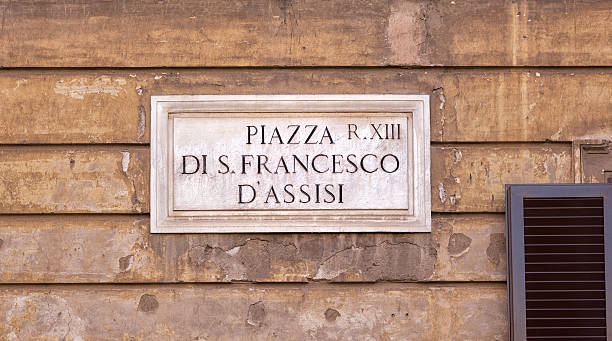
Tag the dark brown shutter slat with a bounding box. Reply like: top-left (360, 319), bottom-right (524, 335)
top-left (527, 291), bottom-right (605, 300)
top-left (527, 318), bottom-right (606, 328)
top-left (529, 336), bottom-right (608, 341)
top-left (526, 309), bottom-right (606, 319)
top-left (526, 273), bottom-right (605, 281)
top-left (525, 226), bottom-right (605, 235)
top-left (526, 281), bottom-right (606, 291)
top-left (525, 244), bottom-right (604, 253)
top-left (523, 198), bottom-right (604, 208)
top-left (525, 235), bottom-right (604, 244)
top-left (527, 299), bottom-right (606, 309)
top-left (524, 217), bottom-right (605, 226)
top-left (523, 197), bottom-right (606, 340)
top-left (526, 327), bottom-right (607, 337)
top-left (526, 253), bottom-right (605, 263)
top-left (524, 207), bottom-right (604, 216)
top-left (525, 263), bottom-right (604, 272)
top-left (529, 336), bottom-right (607, 341)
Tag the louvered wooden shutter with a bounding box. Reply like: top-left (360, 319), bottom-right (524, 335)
top-left (506, 184), bottom-right (612, 340)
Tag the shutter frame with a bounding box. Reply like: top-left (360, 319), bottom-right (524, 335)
top-left (506, 184), bottom-right (612, 341)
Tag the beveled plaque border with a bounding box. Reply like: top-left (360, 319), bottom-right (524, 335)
top-left (151, 95), bottom-right (431, 233)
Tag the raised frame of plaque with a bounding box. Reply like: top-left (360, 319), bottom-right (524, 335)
top-left (151, 95), bottom-right (430, 233)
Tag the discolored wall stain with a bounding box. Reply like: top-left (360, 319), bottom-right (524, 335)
top-left (247, 301), bottom-right (266, 327)
top-left (0, 2), bottom-right (605, 338)
top-left (486, 233), bottom-right (506, 265)
top-left (324, 308), bottom-right (341, 322)
top-left (447, 233), bottom-right (472, 257)
top-left (138, 294), bottom-right (159, 313)
top-left (119, 254), bottom-right (134, 272)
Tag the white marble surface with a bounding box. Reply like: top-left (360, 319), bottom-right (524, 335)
top-left (173, 115), bottom-right (410, 210)
top-left (150, 95), bottom-right (430, 233)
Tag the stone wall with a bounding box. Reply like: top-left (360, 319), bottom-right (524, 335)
top-left (0, 1), bottom-right (610, 339)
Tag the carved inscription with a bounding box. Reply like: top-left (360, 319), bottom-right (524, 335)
top-left (151, 95), bottom-right (430, 233)
top-left (173, 115), bottom-right (410, 210)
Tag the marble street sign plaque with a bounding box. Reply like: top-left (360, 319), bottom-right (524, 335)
top-left (151, 95), bottom-right (430, 233)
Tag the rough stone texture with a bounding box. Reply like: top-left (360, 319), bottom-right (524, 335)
top-left (0, 214), bottom-right (505, 283)
top-left (0, 73), bottom-right (145, 144)
top-left (431, 215), bottom-right (506, 282)
top-left (0, 284), bottom-right (507, 340)
top-left (432, 144), bottom-right (573, 212)
top-left (429, 70), bottom-right (612, 142)
top-left (0, 0), bottom-right (607, 337)
top-left (1, 70), bottom-right (610, 144)
top-left (0, 144), bottom-right (572, 214)
top-left (0, 147), bottom-right (148, 213)
top-left (0, 216), bottom-right (147, 283)
top-left (1, 0), bottom-right (609, 66)
top-left (1, 0), bottom-right (388, 67)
